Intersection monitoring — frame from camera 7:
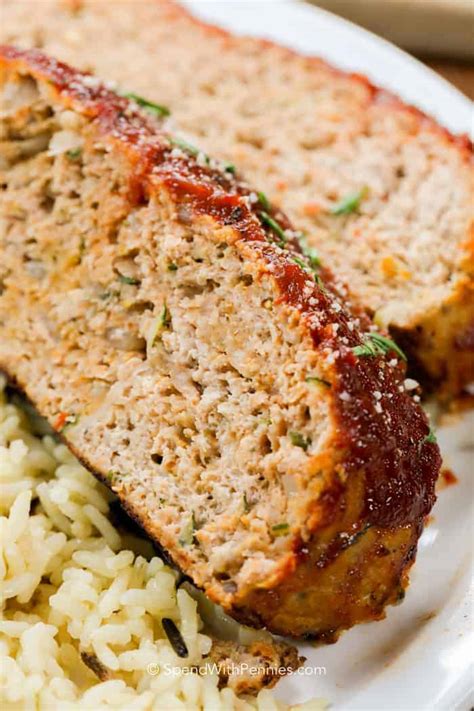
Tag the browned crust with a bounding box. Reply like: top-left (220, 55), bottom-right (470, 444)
top-left (0, 47), bottom-right (441, 638)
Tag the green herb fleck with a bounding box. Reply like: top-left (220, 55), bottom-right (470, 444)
top-left (170, 136), bottom-right (203, 159)
top-left (258, 211), bottom-right (287, 246)
top-left (297, 233), bottom-right (321, 270)
top-left (331, 186), bottom-right (368, 216)
top-left (289, 430), bottom-right (311, 451)
top-left (105, 470), bottom-right (119, 485)
top-left (272, 522), bottom-right (290, 536)
top-left (352, 332), bottom-right (406, 361)
top-left (118, 274), bottom-right (140, 286)
top-left (147, 303), bottom-right (171, 349)
top-left (66, 147), bottom-right (82, 160)
top-left (257, 191), bottom-right (271, 211)
top-left (306, 376), bottom-right (331, 388)
top-left (292, 256), bottom-right (310, 271)
top-left (179, 513), bottom-right (196, 546)
top-left (424, 427), bottom-right (437, 445)
top-left (243, 493), bottom-right (250, 513)
top-left (124, 92), bottom-right (170, 117)
top-left (167, 263), bottom-right (178, 272)
top-left (159, 303), bottom-right (170, 329)
top-left (352, 341), bottom-right (379, 358)
top-left (224, 163), bottom-right (236, 174)
top-left (293, 233), bottom-right (325, 288)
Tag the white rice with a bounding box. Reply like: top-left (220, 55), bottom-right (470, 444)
top-left (0, 376), bottom-right (324, 710)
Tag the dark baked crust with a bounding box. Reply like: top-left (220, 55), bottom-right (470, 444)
top-left (0, 47), bottom-right (441, 638)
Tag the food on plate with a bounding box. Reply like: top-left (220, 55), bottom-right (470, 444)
top-left (0, 379), bottom-right (313, 709)
top-left (0, 47), bottom-right (441, 640)
top-left (2, 0), bottom-right (471, 402)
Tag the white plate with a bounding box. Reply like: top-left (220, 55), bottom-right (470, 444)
top-left (182, 2), bottom-right (474, 709)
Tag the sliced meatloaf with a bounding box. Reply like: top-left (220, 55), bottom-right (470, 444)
top-left (1, 0), bottom-right (471, 402)
top-left (0, 48), bottom-right (440, 639)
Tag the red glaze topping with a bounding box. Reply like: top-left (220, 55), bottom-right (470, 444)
top-left (0, 46), bottom-right (441, 531)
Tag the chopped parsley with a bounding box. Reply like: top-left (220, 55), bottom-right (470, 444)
top-left (289, 430), bottom-right (311, 451)
top-left (291, 254), bottom-right (325, 289)
top-left (118, 274), bottom-right (140, 286)
top-left (424, 427), bottom-right (437, 445)
top-left (124, 92), bottom-right (170, 117)
top-left (167, 263), bottom-right (178, 271)
top-left (331, 186), bottom-right (368, 216)
top-left (170, 138), bottom-right (234, 175)
top-left (272, 522), bottom-right (290, 536)
top-left (170, 136), bottom-right (203, 159)
top-left (66, 147), bottom-right (82, 160)
top-left (243, 493), bottom-right (250, 513)
top-left (296, 233), bottom-right (321, 270)
top-left (147, 303), bottom-right (171, 349)
top-left (292, 255), bottom-right (309, 271)
top-left (178, 513), bottom-right (196, 547)
top-left (306, 376), bottom-right (331, 388)
top-left (293, 233), bottom-right (325, 288)
top-left (159, 303), bottom-right (171, 329)
top-left (258, 211), bottom-right (287, 246)
top-left (105, 470), bottom-right (119, 485)
top-left (257, 191), bottom-right (271, 211)
top-left (352, 332), bottom-right (407, 361)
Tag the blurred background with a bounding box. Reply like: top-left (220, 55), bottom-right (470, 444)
top-left (309, 0), bottom-right (474, 99)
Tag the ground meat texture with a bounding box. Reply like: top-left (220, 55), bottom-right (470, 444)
top-left (0, 48), bottom-right (441, 639)
top-left (1, 0), bottom-right (472, 403)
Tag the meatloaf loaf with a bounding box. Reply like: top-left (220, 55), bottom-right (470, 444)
top-left (1, 0), bottom-right (472, 402)
top-left (0, 47), bottom-right (441, 639)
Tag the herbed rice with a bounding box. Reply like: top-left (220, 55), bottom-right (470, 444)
top-left (0, 376), bottom-right (323, 710)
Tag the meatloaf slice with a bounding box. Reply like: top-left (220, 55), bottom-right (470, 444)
top-left (1, 0), bottom-right (471, 402)
top-left (0, 47), bottom-right (440, 639)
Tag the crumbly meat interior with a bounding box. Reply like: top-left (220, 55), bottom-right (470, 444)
top-left (1, 0), bottom-right (471, 330)
top-left (0, 77), bottom-right (333, 593)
